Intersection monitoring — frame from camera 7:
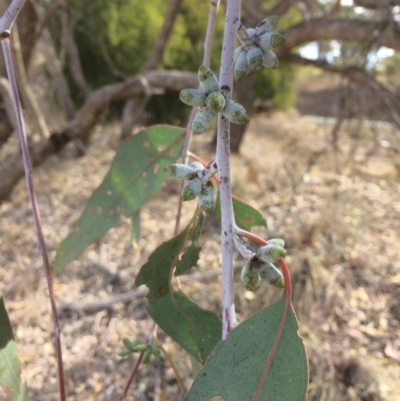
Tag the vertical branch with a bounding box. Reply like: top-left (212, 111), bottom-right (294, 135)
top-left (217, 0), bottom-right (241, 339)
top-left (1, 38), bottom-right (66, 401)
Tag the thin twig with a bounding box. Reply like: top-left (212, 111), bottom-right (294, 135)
top-left (1, 38), bottom-right (66, 400)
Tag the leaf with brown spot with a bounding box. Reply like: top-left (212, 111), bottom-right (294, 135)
top-left (55, 126), bottom-right (184, 270)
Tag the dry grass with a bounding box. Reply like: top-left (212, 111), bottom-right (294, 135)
top-left (0, 110), bottom-right (399, 400)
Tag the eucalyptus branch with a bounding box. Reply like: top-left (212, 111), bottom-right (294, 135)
top-left (0, 0), bottom-right (26, 34)
top-left (176, 0), bottom-right (221, 234)
top-left (217, 0), bottom-right (241, 339)
top-left (0, 3), bottom-right (66, 397)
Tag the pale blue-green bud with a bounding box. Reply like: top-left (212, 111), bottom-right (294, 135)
top-left (179, 89), bottom-right (207, 107)
top-left (259, 263), bottom-right (284, 288)
top-left (254, 16), bottom-right (280, 37)
top-left (268, 238), bottom-right (285, 248)
top-left (234, 50), bottom-right (250, 82)
top-left (192, 107), bottom-right (215, 134)
top-left (182, 177), bottom-right (202, 201)
top-left (189, 161), bottom-right (205, 171)
top-left (234, 46), bottom-right (244, 65)
top-left (205, 91), bottom-right (225, 113)
top-left (240, 262), bottom-right (260, 291)
top-left (222, 99), bottom-right (249, 125)
top-left (247, 45), bottom-right (263, 71)
top-left (256, 243), bottom-right (286, 263)
top-left (198, 181), bottom-right (215, 214)
top-left (163, 164), bottom-right (197, 180)
top-left (246, 28), bottom-right (255, 37)
top-left (262, 50), bottom-right (279, 69)
top-left (237, 23), bottom-right (254, 47)
top-left (256, 32), bottom-right (285, 53)
top-left (198, 65), bottom-right (219, 95)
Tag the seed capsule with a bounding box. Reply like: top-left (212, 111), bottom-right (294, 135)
top-left (205, 91), bottom-right (226, 113)
top-left (241, 262), bottom-right (260, 291)
top-left (256, 243), bottom-right (286, 264)
top-left (234, 50), bottom-right (250, 82)
top-left (247, 45), bottom-right (263, 71)
top-left (262, 50), bottom-right (279, 69)
top-left (198, 65), bottom-right (219, 95)
top-left (222, 99), bottom-right (249, 125)
top-left (198, 181), bottom-right (215, 214)
top-left (163, 164), bottom-right (197, 180)
top-left (182, 177), bottom-right (202, 201)
top-left (255, 16), bottom-right (280, 37)
top-left (259, 263), bottom-right (284, 288)
top-left (179, 89), bottom-right (207, 107)
top-left (192, 107), bottom-right (215, 134)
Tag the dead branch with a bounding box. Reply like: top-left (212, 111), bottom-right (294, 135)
top-left (0, 69), bottom-right (197, 202)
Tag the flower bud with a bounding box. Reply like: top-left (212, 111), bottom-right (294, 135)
top-left (234, 50), bottom-right (250, 82)
top-left (241, 262), bottom-right (260, 291)
top-left (255, 16), bottom-right (280, 37)
top-left (246, 28), bottom-right (255, 37)
top-left (163, 164), bottom-right (197, 180)
top-left (256, 243), bottom-right (286, 264)
top-left (256, 32), bottom-right (285, 53)
top-left (237, 23), bottom-right (254, 47)
top-left (182, 177), bottom-right (202, 201)
top-left (189, 161), bottom-right (205, 171)
top-left (262, 50), bottom-right (279, 69)
top-left (247, 45), bottom-right (263, 71)
top-left (179, 89), bottom-right (207, 107)
top-left (268, 238), bottom-right (285, 247)
top-left (259, 263), bottom-right (284, 288)
top-left (205, 91), bottom-right (226, 113)
top-left (198, 181), bottom-right (215, 214)
top-left (192, 107), bottom-right (215, 134)
top-left (198, 65), bottom-right (219, 95)
top-left (222, 99), bottom-right (249, 125)
top-left (234, 46), bottom-right (244, 64)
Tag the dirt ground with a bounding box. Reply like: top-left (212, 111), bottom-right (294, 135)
top-left (0, 109), bottom-right (400, 401)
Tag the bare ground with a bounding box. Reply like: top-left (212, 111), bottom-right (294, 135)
top-left (1, 110), bottom-right (400, 401)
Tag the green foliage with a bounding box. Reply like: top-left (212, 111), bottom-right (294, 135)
top-left (184, 297), bottom-right (308, 401)
top-left (215, 195), bottom-right (267, 231)
top-left (136, 209), bottom-right (222, 364)
top-left (119, 338), bottom-right (164, 363)
top-left (0, 294), bottom-right (29, 401)
top-left (55, 126), bottom-right (184, 270)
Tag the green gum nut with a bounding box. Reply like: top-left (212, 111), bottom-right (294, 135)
top-left (262, 50), bottom-right (279, 69)
top-left (234, 50), bottom-right (250, 82)
top-left (205, 91), bottom-right (225, 113)
top-left (255, 16), bottom-right (280, 36)
top-left (163, 164), bottom-right (197, 180)
top-left (179, 89), bottom-right (207, 107)
top-left (182, 177), bottom-right (202, 201)
top-left (198, 65), bottom-right (219, 95)
top-left (198, 181), bottom-right (215, 214)
top-left (247, 46), bottom-right (263, 71)
top-left (257, 32), bottom-right (285, 53)
top-left (259, 263), bottom-right (284, 288)
top-left (256, 243), bottom-right (286, 263)
top-left (234, 46), bottom-right (244, 64)
top-left (192, 106), bottom-right (215, 134)
top-left (189, 161), bottom-right (205, 171)
top-left (241, 263), bottom-right (260, 291)
top-left (222, 99), bottom-right (249, 125)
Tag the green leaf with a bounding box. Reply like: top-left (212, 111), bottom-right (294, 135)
top-left (55, 126), bottom-right (184, 270)
top-left (215, 194), bottom-right (266, 231)
top-left (136, 209), bottom-right (222, 364)
top-left (130, 210), bottom-right (141, 241)
top-left (184, 297), bottom-right (308, 401)
top-left (0, 294), bottom-right (29, 401)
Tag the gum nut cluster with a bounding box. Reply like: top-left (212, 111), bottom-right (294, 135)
top-left (240, 238), bottom-right (286, 291)
top-left (163, 161), bottom-right (216, 214)
top-left (234, 16), bottom-right (286, 82)
top-left (179, 66), bottom-right (249, 135)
